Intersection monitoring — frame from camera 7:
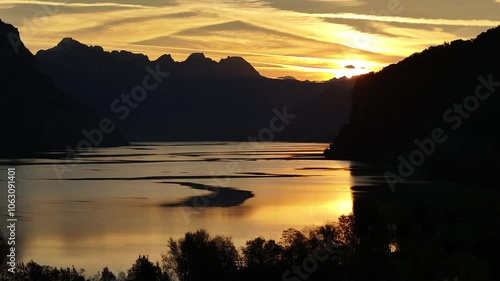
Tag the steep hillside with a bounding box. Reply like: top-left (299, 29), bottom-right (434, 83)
top-left (328, 26), bottom-right (500, 184)
top-left (0, 20), bottom-right (128, 157)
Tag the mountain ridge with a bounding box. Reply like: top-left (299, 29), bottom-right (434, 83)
top-left (327, 25), bottom-right (500, 185)
top-left (0, 19), bottom-right (128, 157)
top-left (34, 35), bottom-right (352, 142)
top-left (37, 37), bottom-right (262, 79)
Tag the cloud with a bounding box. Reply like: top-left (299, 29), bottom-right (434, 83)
top-left (278, 76), bottom-right (297, 80)
top-left (264, 0), bottom-right (366, 14)
top-left (344, 65), bottom-right (356, 69)
top-left (2, 0), bottom-right (499, 80)
top-left (313, 13), bottom-right (500, 27)
top-left (0, 1), bottom-right (149, 9)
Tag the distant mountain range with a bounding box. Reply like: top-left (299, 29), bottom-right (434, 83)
top-left (0, 20), bottom-right (128, 157)
top-left (0, 18), bottom-right (353, 158)
top-left (35, 37), bottom-right (352, 142)
top-left (37, 37), bottom-right (262, 80)
top-left (328, 26), bottom-right (500, 185)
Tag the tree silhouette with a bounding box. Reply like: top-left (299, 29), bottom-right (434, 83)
top-left (242, 237), bottom-right (283, 268)
top-left (99, 267), bottom-right (116, 281)
top-left (127, 255), bottom-right (169, 281)
top-left (162, 229), bottom-right (238, 281)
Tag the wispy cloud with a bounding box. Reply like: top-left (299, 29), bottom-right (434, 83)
top-left (313, 13), bottom-right (500, 27)
top-left (1, 0), bottom-right (498, 80)
top-left (301, 0), bottom-right (366, 6)
top-left (0, 0), bottom-right (148, 9)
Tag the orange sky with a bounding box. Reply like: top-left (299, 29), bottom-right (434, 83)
top-left (1, 0), bottom-right (499, 81)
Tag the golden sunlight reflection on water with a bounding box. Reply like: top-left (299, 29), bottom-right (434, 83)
top-left (1, 142), bottom-right (360, 273)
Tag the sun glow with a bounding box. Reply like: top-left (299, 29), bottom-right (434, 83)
top-left (329, 59), bottom-right (379, 78)
top-left (2, 0), bottom-right (497, 81)
top-left (331, 67), bottom-right (370, 79)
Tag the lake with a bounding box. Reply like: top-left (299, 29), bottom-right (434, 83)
top-left (0, 142), bottom-right (374, 274)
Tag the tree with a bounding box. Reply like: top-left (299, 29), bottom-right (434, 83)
top-left (99, 267), bottom-right (116, 281)
top-left (127, 255), bottom-right (169, 281)
top-left (0, 232), bottom-right (11, 281)
top-left (162, 229), bottom-right (238, 281)
top-left (280, 228), bottom-right (309, 264)
top-left (242, 237), bottom-right (283, 268)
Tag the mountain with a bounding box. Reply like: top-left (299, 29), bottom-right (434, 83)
top-left (327, 26), bottom-right (500, 185)
top-left (35, 38), bottom-right (351, 142)
top-left (0, 20), bottom-right (128, 157)
top-left (278, 78), bottom-right (354, 141)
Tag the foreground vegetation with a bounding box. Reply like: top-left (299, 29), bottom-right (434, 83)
top-left (1, 210), bottom-right (498, 281)
top-left (0, 215), bottom-right (378, 281)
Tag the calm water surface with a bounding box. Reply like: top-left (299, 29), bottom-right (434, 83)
top-left (0, 142), bottom-right (374, 274)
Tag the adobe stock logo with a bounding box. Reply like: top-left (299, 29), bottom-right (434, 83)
top-left (52, 64), bottom-right (170, 180)
top-left (179, 105), bottom-right (297, 225)
top-left (282, 236), bottom-right (336, 281)
top-left (385, 74), bottom-right (500, 191)
top-left (353, 0), bottom-right (405, 49)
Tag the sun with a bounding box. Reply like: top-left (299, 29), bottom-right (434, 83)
top-left (331, 67), bottom-right (370, 79)
top-left (330, 59), bottom-right (375, 78)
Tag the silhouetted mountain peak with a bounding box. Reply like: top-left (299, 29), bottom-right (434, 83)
top-left (36, 38), bottom-right (263, 78)
top-left (473, 25), bottom-right (500, 45)
top-left (0, 20), bottom-right (128, 156)
top-left (0, 19), bottom-right (17, 38)
top-left (155, 54), bottom-right (175, 64)
top-left (218, 56), bottom-right (249, 67)
top-left (185, 52), bottom-right (217, 66)
top-left (175, 52), bottom-right (220, 77)
top-left (218, 56), bottom-right (261, 78)
top-left (0, 19), bottom-right (33, 63)
top-left (186, 52), bottom-right (206, 60)
top-left (0, 19), bottom-right (17, 35)
top-left (220, 56), bottom-right (244, 62)
top-left (57, 37), bottom-right (84, 48)
top-left (38, 37), bottom-right (151, 66)
top-left (38, 37), bottom-right (104, 58)
top-left (109, 50), bottom-right (149, 65)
